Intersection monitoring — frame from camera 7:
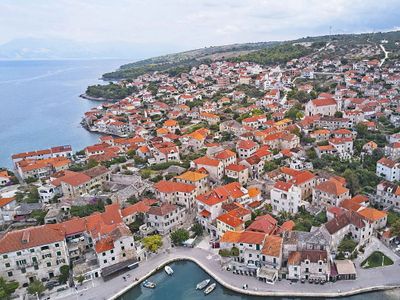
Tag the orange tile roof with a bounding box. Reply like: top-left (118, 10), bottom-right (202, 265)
top-left (95, 237), bottom-right (114, 253)
top-left (357, 207), bottom-right (387, 221)
top-left (194, 156), bottom-right (220, 167)
top-left (121, 199), bottom-right (157, 217)
top-left (315, 179), bottom-right (348, 196)
top-left (261, 235), bottom-right (282, 257)
top-left (226, 164), bottom-right (247, 172)
top-left (217, 213), bottom-right (243, 228)
top-left (220, 230), bottom-right (266, 245)
top-left (0, 225), bottom-right (65, 254)
top-left (248, 187), bottom-right (261, 198)
top-left (155, 180), bottom-right (196, 193)
top-left (164, 119), bottom-right (178, 127)
top-left (237, 140), bottom-right (258, 150)
top-left (214, 149), bottom-right (236, 160)
top-left (0, 197), bottom-right (15, 208)
top-left (175, 171), bottom-right (208, 182)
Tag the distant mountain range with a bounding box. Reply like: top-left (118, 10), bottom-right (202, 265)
top-left (0, 38), bottom-right (176, 60)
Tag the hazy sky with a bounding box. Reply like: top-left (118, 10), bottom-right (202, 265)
top-left (1, 0), bottom-right (399, 52)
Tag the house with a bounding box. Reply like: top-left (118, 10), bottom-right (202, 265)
top-left (214, 149), bottom-right (237, 168)
top-left (374, 181), bottom-right (400, 212)
top-left (328, 138), bottom-right (354, 159)
top-left (376, 157), bottom-right (400, 181)
top-left (0, 170), bottom-right (12, 186)
top-left (95, 225), bottom-right (137, 273)
top-left (163, 119), bottom-right (180, 133)
top-left (271, 181), bottom-right (302, 215)
top-left (146, 203), bottom-right (187, 235)
top-left (0, 225), bottom-right (69, 286)
top-left (240, 155), bottom-right (265, 179)
top-left (225, 164), bottom-right (249, 185)
top-left (0, 197), bottom-right (17, 224)
top-left (247, 214), bottom-right (278, 235)
top-left (321, 211), bottom-right (373, 250)
top-left (154, 180), bottom-right (197, 210)
top-left (236, 140), bottom-right (259, 159)
top-left (16, 157), bottom-right (71, 180)
top-left (216, 206), bottom-right (251, 237)
top-left (287, 250), bottom-right (329, 281)
top-left (312, 178), bottom-right (350, 207)
top-left (305, 98), bottom-right (337, 117)
top-left (192, 156), bottom-right (224, 181)
top-left (60, 166), bottom-right (111, 198)
top-left (174, 171), bottom-right (209, 195)
top-left (385, 142), bottom-right (400, 160)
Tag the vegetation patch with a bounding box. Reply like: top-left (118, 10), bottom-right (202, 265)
top-left (361, 251), bottom-right (393, 269)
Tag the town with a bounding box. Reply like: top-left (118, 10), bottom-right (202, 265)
top-left (2, 35), bottom-right (400, 299)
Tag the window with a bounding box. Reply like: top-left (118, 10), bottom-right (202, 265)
top-left (21, 268), bottom-right (26, 274)
top-left (103, 260), bottom-right (107, 264)
top-left (7, 271), bottom-right (13, 277)
top-left (47, 262), bottom-right (51, 267)
top-left (30, 249), bottom-right (34, 253)
top-left (3, 255), bottom-right (7, 259)
top-left (55, 243), bottom-right (59, 247)
top-left (16, 252), bottom-right (21, 256)
top-left (5, 263), bottom-right (10, 268)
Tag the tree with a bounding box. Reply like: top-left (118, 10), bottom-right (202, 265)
top-left (142, 235), bottom-right (163, 252)
top-left (0, 277), bottom-right (18, 300)
top-left (76, 275), bottom-right (85, 286)
top-left (58, 265), bottom-right (70, 284)
top-left (27, 280), bottom-right (45, 297)
top-left (391, 220), bottom-right (400, 236)
top-left (170, 228), bottom-right (190, 245)
top-left (191, 223), bottom-right (203, 236)
top-left (86, 159), bottom-right (99, 169)
top-left (334, 111), bottom-right (343, 118)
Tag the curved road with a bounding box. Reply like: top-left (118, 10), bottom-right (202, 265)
top-left (53, 245), bottom-right (400, 300)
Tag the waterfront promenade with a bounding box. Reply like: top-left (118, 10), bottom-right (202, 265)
top-left (55, 242), bottom-right (400, 300)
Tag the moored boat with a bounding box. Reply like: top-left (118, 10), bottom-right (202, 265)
top-left (204, 283), bottom-right (216, 295)
top-left (196, 279), bottom-right (210, 290)
top-left (164, 265), bottom-right (174, 275)
top-left (142, 280), bottom-right (156, 289)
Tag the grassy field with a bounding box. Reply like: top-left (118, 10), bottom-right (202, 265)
top-left (361, 251), bottom-right (394, 269)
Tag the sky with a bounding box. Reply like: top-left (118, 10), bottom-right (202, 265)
top-left (0, 0), bottom-right (399, 55)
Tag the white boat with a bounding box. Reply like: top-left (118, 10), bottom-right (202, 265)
top-left (196, 279), bottom-right (210, 290)
top-left (164, 265), bottom-right (174, 275)
top-left (204, 283), bottom-right (216, 295)
top-left (142, 280), bottom-right (156, 289)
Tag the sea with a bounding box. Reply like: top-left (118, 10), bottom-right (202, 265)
top-left (0, 59), bottom-right (129, 169)
top-left (119, 261), bottom-right (398, 300)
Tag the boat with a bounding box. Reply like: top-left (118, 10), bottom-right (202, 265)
top-left (164, 265), bottom-right (174, 275)
top-left (142, 280), bottom-right (156, 289)
top-left (204, 283), bottom-right (216, 295)
top-left (196, 279), bottom-right (210, 290)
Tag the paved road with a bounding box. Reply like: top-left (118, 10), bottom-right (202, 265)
top-left (380, 44), bottom-right (389, 67)
top-left (53, 244), bottom-right (400, 300)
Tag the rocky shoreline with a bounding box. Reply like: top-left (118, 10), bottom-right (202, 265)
top-left (80, 93), bottom-right (116, 102)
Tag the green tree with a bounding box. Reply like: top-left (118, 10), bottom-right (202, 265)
top-left (76, 275), bottom-right (85, 286)
top-left (27, 280), bottom-right (45, 297)
top-left (391, 220), bottom-right (400, 236)
top-left (86, 159), bottom-right (99, 169)
top-left (58, 265), bottom-right (70, 284)
top-left (191, 223), bottom-right (203, 236)
top-left (170, 228), bottom-right (190, 245)
top-left (0, 277), bottom-right (18, 300)
top-left (142, 235), bottom-right (163, 252)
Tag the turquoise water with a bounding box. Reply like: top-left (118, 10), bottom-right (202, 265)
top-left (0, 59), bottom-right (128, 168)
top-left (119, 261), bottom-right (398, 300)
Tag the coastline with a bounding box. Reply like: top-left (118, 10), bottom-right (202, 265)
top-left (79, 93), bottom-right (116, 102)
top-left (109, 255), bottom-right (400, 300)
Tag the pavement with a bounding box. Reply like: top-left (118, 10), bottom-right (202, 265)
top-left (53, 239), bottom-right (400, 300)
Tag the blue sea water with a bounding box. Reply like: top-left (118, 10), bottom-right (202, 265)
top-left (119, 261), bottom-right (398, 300)
top-left (0, 59), bottom-right (129, 168)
